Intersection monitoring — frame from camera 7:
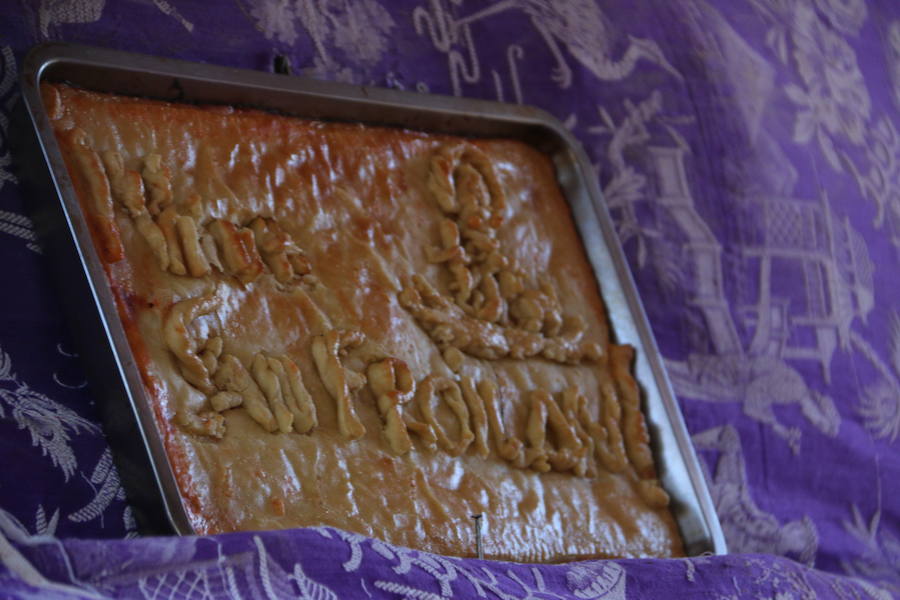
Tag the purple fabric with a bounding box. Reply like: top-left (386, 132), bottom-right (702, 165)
top-left (0, 0), bottom-right (898, 598)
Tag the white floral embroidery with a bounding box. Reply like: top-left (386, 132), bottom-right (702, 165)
top-left (736, 556), bottom-right (818, 599)
top-left (33, 505), bottom-right (59, 537)
top-left (0, 508), bottom-right (105, 597)
top-left (0, 509), bottom-right (889, 599)
top-left (848, 319), bottom-right (900, 443)
top-left (814, 0), bottom-right (867, 35)
top-left (858, 380), bottom-right (900, 442)
top-left (748, 0), bottom-right (798, 64)
top-left (150, 0), bottom-right (194, 33)
top-left (326, 0), bottom-right (395, 68)
top-left (37, 0), bottom-right (192, 37)
top-left (844, 116), bottom-right (900, 234)
top-left (246, 0), bottom-right (395, 79)
top-left (785, 8), bottom-right (871, 169)
top-left (68, 448), bottom-right (126, 526)
top-left (842, 505), bottom-right (900, 594)
top-left (751, 0), bottom-right (900, 249)
top-left (0, 210), bottom-right (41, 253)
top-left (38, 0), bottom-right (105, 38)
top-left (305, 527), bottom-right (619, 600)
top-left (0, 346), bottom-right (99, 481)
top-left (249, 0), bottom-right (300, 45)
top-left (0, 45), bottom-right (17, 195)
top-left (565, 562), bottom-right (626, 599)
top-left (289, 562), bottom-right (338, 600)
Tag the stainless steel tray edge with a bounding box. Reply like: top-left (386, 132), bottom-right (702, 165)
top-left (16, 45), bottom-right (194, 536)
top-left (17, 42), bottom-right (726, 556)
top-left (556, 128), bottom-right (727, 556)
top-left (534, 118), bottom-right (726, 556)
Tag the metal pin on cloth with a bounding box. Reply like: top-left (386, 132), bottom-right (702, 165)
top-left (471, 514), bottom-right (484, 559)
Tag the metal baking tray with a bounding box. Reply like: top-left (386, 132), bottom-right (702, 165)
top-left (14, 42), bottom-right (726, 556)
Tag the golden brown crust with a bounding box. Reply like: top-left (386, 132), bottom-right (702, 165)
top-left (45, 82), bottom-right (683, 561)
top-left (62, 130), bottom-right (125, 263)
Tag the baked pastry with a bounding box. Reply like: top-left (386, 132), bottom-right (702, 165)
top-left (44, 82), bottom-right (684, 561)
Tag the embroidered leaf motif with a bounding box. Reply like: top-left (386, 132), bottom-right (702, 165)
top-left (817, 128), bottom-right (844, 171)
top-left (253, 535), bottom-right (298, 600)
top-left (842, 505), bottom-right (900, 592)
top-left (0, 348), bottom-right (10, 388)
top-left (0, 46), bottom-right (18, 195)
top-left (0, 346), bottom-right (100, 481)
top-left (123, 506), bottom-right (138, 538)
top-left (0, 210), bottom-right (41, 253)
top-left (566, 561), bottom-right (626, 600)
top-left (89, 446), bottom-right (113, 485)
top-left (290, 563), bottom-right (338, 600)
top-left (793, 110), bottom-right (816, 144)
top-left (68, 448), bottom-right (123, 523)
top-left (784, 83), bottom-right (808, 105)
top-left (858, 379), bottom-right (900, 442)
top-left (373, 581), bottom-right (443, 600)
top-left (38, 0), bottom-right (192, 37)
top-left (334, 529), bottom-right (365, 572)
top-left (852, 325), bottom-right (900, 442)
top-left (255, 535), bottom-right (278, 600)
top-left (34, 505), bottom-right (59, 536)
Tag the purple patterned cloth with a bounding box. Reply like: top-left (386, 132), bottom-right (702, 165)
top-left (0, 1), bottom-right (898, 598)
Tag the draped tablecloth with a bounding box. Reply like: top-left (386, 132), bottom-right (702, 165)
top-left (0, 1), bottom-right (898, 598)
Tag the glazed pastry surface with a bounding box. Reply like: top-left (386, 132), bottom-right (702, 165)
top-left (46, 82), bottom-right (684, 561)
